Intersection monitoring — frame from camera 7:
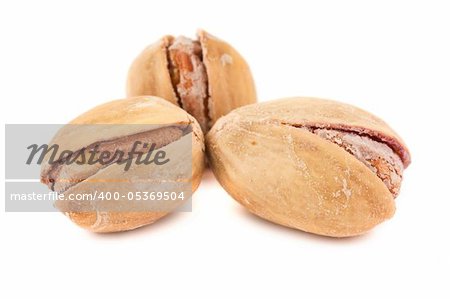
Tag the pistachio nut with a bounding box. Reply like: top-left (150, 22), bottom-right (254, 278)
top-left (206, 97), bottom-right (410, 237)
top-left (127, 30), bottom-right (257, 132)
top-left (41, 96), bottom-right (205, 232)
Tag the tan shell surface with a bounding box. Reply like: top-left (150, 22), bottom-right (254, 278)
top-left (126, 36), bottom-right (179, 105)
top-left (198, 30), bottom-right (257, 125)
top-left (60, 133), bottom-right (204, 233)
top-left (206, 97), bottom-right (408, 237)
top-left (41, 96), bottom-right (205, 232)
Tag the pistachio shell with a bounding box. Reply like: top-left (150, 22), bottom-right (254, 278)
top-left (126, 30), bottom-right (257, 131)
top-left (197, 30), bottom-right (257, 126)
top-left (41, 96), bottom-right (205, 232)
top-left (61, 133), bottom-right (200, 233)
top-left (206, 97), bottom-right (410, 237)
top-left (126, 36), bottom-right (179, 106)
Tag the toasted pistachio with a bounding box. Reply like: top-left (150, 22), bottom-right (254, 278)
top-left (206, 97), bottom-right (410, 237)
top-left (127, 30), bottom-right (257, 132)
top-left (41, 96), bottom-right (205, 233)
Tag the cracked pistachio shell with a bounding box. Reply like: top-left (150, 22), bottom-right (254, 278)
top-left (206, 97), bottom-right (410, 237)
top-left (127, 36), bottom-right (179, 106)
top-left (126, 30), bottom-right (257, 129)
top-left (196, 30), bottom-right (257, 124)
top-left (41, 96), bottom-right (205, 233)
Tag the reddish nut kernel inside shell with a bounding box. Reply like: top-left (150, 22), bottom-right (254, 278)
top-left (310, 128), bottom-right (403, 197)
top-left (168, 36), bottom-right (209, 132)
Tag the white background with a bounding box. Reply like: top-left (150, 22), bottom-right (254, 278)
top-left (1, 0), bottom-right (449, 298)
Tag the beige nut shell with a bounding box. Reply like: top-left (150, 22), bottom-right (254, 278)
top-left (197, 30), bottom-right (257, 124)
top-left (41, 96), bottom-right (205, 233)
top-left (126, 36), bottom-right (179, 106)
top-left (126, 30), bottom-right (257, 128)
top-left (206, 97), bottom-right (410, 237)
